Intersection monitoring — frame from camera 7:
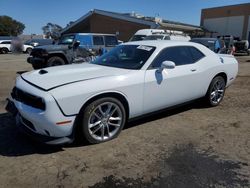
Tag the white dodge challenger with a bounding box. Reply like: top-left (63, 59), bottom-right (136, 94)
top-left (6, 41), bottom-right (238, 144)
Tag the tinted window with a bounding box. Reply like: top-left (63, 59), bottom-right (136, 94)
top-left (104, 36), bottom-right (118, 47)
top-left (152, 46), bottom-right (194, 68)
top-left (188, 47), bottom-right (205, 62)
top-left (91, 45), bottom-right (155, 70)
top-left (93, 36), bottom-right (104, 45)
top-left (1, 41), bottom-right (11, 44)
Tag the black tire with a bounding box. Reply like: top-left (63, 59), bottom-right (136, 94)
top-left (32, 63), bottom-right (42, 70)
top-left (205, 76), bottom-right (226, 107)
top-left (81, 97), bottom-right (126, 144)
top-left (47, 56), bottom-right (65, 67)
top-left (1, 48), bottom-right (8, 54)
top-left (26, 48), bottom-right (32, 54)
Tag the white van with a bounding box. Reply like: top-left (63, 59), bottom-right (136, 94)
top-left (144, 34), bottom-right (191, 42)
top-left (130, 29), bottom-right (190, 42)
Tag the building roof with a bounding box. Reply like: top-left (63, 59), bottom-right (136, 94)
top-left (61, 9), bottom-right (203, 34)
top-left (202, 2), bottom-right (250, 11)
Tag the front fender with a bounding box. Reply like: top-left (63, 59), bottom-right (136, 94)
top-left (48, 72), bottom-right (145, 119)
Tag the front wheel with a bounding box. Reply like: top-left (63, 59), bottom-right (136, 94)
top-left (47, 56), bottom-right (65, 67)
top-left (205, 76), bottom-right (226, 107)
top-left (26, 48), bottom-right (32, 54)
top-left (1, 48), bottom-right (8, 54)
top-left (81, 97), bottom-right (126, 144)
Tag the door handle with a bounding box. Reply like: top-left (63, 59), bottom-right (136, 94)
top-left (191, 69), bottom-right (197, 72)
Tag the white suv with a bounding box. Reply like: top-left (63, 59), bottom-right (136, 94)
top-left (0, 40), bottom-right (33, 54)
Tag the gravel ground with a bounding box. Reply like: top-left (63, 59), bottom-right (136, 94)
top-left (0, 54), bottom-right (249, 188)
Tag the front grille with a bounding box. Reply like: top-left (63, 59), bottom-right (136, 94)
top-left (30, 48), bottom-right (47, 57)
top-left (11, 87), bottom-right (46, 110)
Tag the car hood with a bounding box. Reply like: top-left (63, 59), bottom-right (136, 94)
top-left (21, 63), bottom-right (131, 91)
top-left (34, 44), bottom-right (68, 51)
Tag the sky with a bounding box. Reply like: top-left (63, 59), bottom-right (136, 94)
top-left (0, 0), bottom-right (249, 35)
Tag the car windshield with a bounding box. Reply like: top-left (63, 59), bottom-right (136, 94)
top-left (130, 35), bottom-right (146, 41)
top-left (144, 35), bottom-right (164, 40)
top-left (24, 39), bottom-right (32, 45)
top-left (91, 45), bottom-right (156, 70)
top-left (58, 35), bottom-right (75, 45)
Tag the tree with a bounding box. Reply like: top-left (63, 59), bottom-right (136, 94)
top-left (0, 15), bottom-right (25, 36)
top-left (42, 23), bottom-right (63, 40)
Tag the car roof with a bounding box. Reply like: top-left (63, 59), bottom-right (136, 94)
top-left (63, 33), bottom-right (116, 36)
top-left (191, 38), bottom-right (217, 41)
top-left (0, 40), bottom-right (11, 42)
top-left (125, 40), bottom-right (198, 48)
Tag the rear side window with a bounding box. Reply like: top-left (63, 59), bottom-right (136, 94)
top-left (93, 36), bottom-right (104, 45)
top-left (104, 36), bottom-right (118, 47)
top-left (151, 46), bottom-right (194, 68)
top-left (188, 47), bottom-right (205, 62)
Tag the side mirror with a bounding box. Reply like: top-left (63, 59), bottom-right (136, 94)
top-left (73, 41), bottom-right (80, 49)
top-left (158, 61), bottom-right (175, 71)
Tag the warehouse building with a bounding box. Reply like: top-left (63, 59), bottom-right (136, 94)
top-left (201, 3), bottom-right (250, 41)
top-left (61, 9), bottom-right (205, 41)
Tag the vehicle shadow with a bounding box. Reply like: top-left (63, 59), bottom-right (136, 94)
top-left (0, 100), bottom-right (206, 156)
top-left (125, 100), bottom-right (206, 129)
top-left (0, 113), bottom-right (63, 157)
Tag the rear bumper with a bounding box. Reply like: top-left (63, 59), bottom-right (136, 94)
top-left (6, 99), bottom-right (74, 145)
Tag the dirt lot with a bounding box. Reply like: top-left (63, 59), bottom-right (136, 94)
top-left (0, 54), bottom-right (249, 188)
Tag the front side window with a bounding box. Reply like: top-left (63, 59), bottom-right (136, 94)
top-left (93, 36), bottom-right (104, 45)
top-left (151, 46), bottom-right (197, 68)
top-left (58, 35), bottom-right (75, 45)
top-left (76, 35), bottom-right (92, 47)
top-left (91, 45), bottom-right (156, 69)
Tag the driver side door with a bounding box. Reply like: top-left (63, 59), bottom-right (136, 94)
top-left (143, 46), bottom-right (204, 114)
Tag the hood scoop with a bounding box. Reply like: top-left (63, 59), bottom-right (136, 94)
top-left (39, 69), bottom-right (48, 75)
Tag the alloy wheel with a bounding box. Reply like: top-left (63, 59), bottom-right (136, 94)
top-left (87, 102), bottom-right (123, 141)
top-left (210, 78), bottom-right (225, 105)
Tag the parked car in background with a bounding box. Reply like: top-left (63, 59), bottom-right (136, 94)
top-left (25, 39), bottom-right (54, 47)
top-left (0, 40), bottom-right (33, 54)
top-left (143, 34), bottom-right (190, 41)
top-left (130, 29), bottom-right (166, 41)
top-left (130, 29), bottom-right (190, 42)
top-left (190, 38), bottom-right (226, 53)
top-left (0, 40), bottom-right (11, 54)
top-left (7, 41), bottom-right (238, 145)
top-left (27, 33), bottom-right (118, 69)
top-left (234, 40), bottom-right (250, 55)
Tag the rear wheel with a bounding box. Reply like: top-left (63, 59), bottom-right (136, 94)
top-left (47, 56), bottom-right (65, 67)
top-left (205, 76), bottom-right (226, 107)
top-left (81, 97), bottom-right (126, 144)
